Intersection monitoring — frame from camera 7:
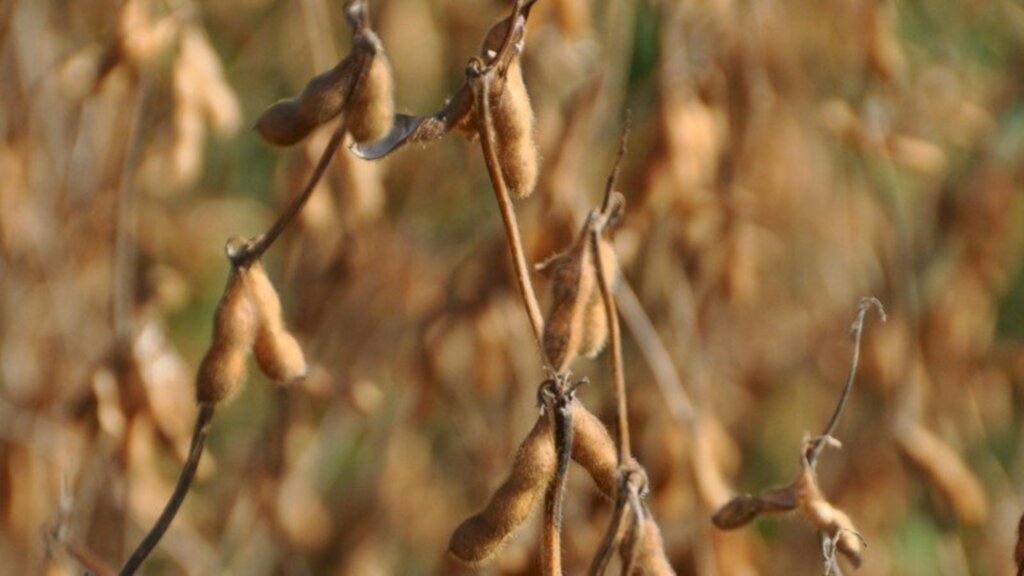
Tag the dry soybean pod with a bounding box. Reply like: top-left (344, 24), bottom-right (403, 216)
top-left (244, 260), bottom-right (308, 385)
top-left (196, 244), bottom-right (258, 404)
top-left (635, 509), bottom-right (676, 576)
top-left (490, 57), bottom-right (538, 199)
top-left (254, 55), bottom-right (359, 146)
top-left (346, 30), bottom-right (395, 144)
top-left (539, 216), bottom-right (598, 371)
top-left (569, 399), bottom-right (622, 500)
top-left (448, 414), bottom-right (556, 566)
top-left (121, 239), bottom-right (255, 575)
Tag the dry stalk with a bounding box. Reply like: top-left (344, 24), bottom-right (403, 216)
top-left (469, 58), bottom-right (548, 366)
top-left (712, 297), bottom-right (886, 572)
top-left (117, 5), bottom-right (391, 572)
top-left (118, 404), bottom-right (214, 575)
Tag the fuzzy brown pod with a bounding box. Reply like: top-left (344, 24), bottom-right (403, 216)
top-left (636, 511), bottom-right (676, 576)
top-left (243, 261), bottom-right (308, 385)
top-left (793, 463), bottom-right (864, 568)
top-left (895, 423), bottom-right (989, 525)
top-left (711, 486), bottom-right (798, 530)
top-left (255, 56), bottom-right (360, 146)
top-left (448, 414), bottom-right (555, 566)
top-left (346, 36), bottom-right (396, 144)
top-left (255, 11), bottom-right (393, 146)
top-left (349, 2), bottom-right (536, 160)
top-left (539, 218), bottom-right (617, 371)
top-left (569, 401), bottom-right (639, 499)
top-left (196, 258), bottom-right (256, 405)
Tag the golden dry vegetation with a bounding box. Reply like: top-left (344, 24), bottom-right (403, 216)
top-left (2, 0), bottom-right (1024, 575)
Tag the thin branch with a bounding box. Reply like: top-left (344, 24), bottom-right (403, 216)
top-left (591, 227), bottom-right (629, 464)
top-left (619, 494), bottom-right (646, 576)
top-left (601, 112), bottom-right (630, 214)
top-left (613, 281), bottom-right (695, 426)
top-left (806, 297), bottom-right (886, 468)
top-left (469, 65), bottom-right (548, 366)
top-left (588, 487), bottom-right (631, 576)
top-left (118, 404), bottom-right (215, 576)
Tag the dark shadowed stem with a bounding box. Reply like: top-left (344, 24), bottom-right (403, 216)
top-left (806, 297), bottom-right (886, 468)
top-left (542, 392), bottom-right (574, 576)
top-left (591, 228), bottom-right (630, 464)
top-left (471, 69), bottom-right (548, 366)
top-left (118, 404), bottom-right (215, 576)
top-left (620, 494), bottom-right (646, 576)
top-left (589, 489), bottom-right (631, 576)
top-left (542, 485), bottom-right (563, 576)
top-left (239, 117), bottom-right (350, 264)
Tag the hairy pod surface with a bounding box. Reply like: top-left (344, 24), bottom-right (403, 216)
top-left (196, 268), bottom-right (257, 404)
top-left (448, 415), bottom-right (556, 565)
top-left (255, 56), bottom-right (358, 146)
top-left (245, 261), bottom-right (308, 384)
top-left (569, 401), bottom-right (622, 499)
top-left (636, 514), bottom-right (677, 576)
top-left (347, 45), bottom-right (395, 144)
top-left (491, 59), bottom-right (538, 199)
top-left (541, 232), bottom-right (595, 371)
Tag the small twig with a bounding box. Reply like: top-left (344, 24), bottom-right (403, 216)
top-left (66, 541), bottom-right (117, 576)
top-left (620, 494), bottom-right (646, 576)
top-left (806, 297), bottom-right (886, 468)
top-left (591, 226), bottom-right (629, 464)
top-left (469, 64), bottom-right (549, 366)
top-left (588, 486), bottom-right (632, 575)
top-left (118, 404), bottom-right (215, 576)
top-left (601, 112), bottom-right (630, 214)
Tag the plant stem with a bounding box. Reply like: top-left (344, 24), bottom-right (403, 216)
top-left (238, 117), bottom-right (350, 265)
top-left (806, 297), bottom-right (886, 468)
top-left (591, 227), bottom-right (629, 464)
top-left (471, 68), bottom-right (548, 366)
top-left (118, 404), bottom-right (215, 576)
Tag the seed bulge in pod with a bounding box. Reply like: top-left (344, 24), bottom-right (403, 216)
top-left (255, 55), bottom-right (358, 146)
top-left (448, 415), bottom-right (555, 565)
top-left (196, 266), bottom-right (257, 404)
top-left (245, 261), bottom-right (308, 385)
top-left (491, 59), bottom-right (538, 199)
top-left (347, 35), bottom-right (395, 144)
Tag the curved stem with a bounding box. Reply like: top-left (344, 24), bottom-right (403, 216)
top-left (806, 297), bottom-right (885, 468)
top-left (119, 404), bottom-right (215, 575)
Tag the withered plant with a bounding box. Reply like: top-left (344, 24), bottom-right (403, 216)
top-left (712, 298), bottom-right (886, 574)
top-left (115, 2), bottom-right (394, 573)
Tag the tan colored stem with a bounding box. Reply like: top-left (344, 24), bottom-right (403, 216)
top-left (471, 69), bottom-right (548, 366)
top-left (591, 228), bottom-right (629, 464)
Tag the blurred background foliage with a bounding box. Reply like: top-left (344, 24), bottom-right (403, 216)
top-left (2, 0), bottom-right (1024, 574)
